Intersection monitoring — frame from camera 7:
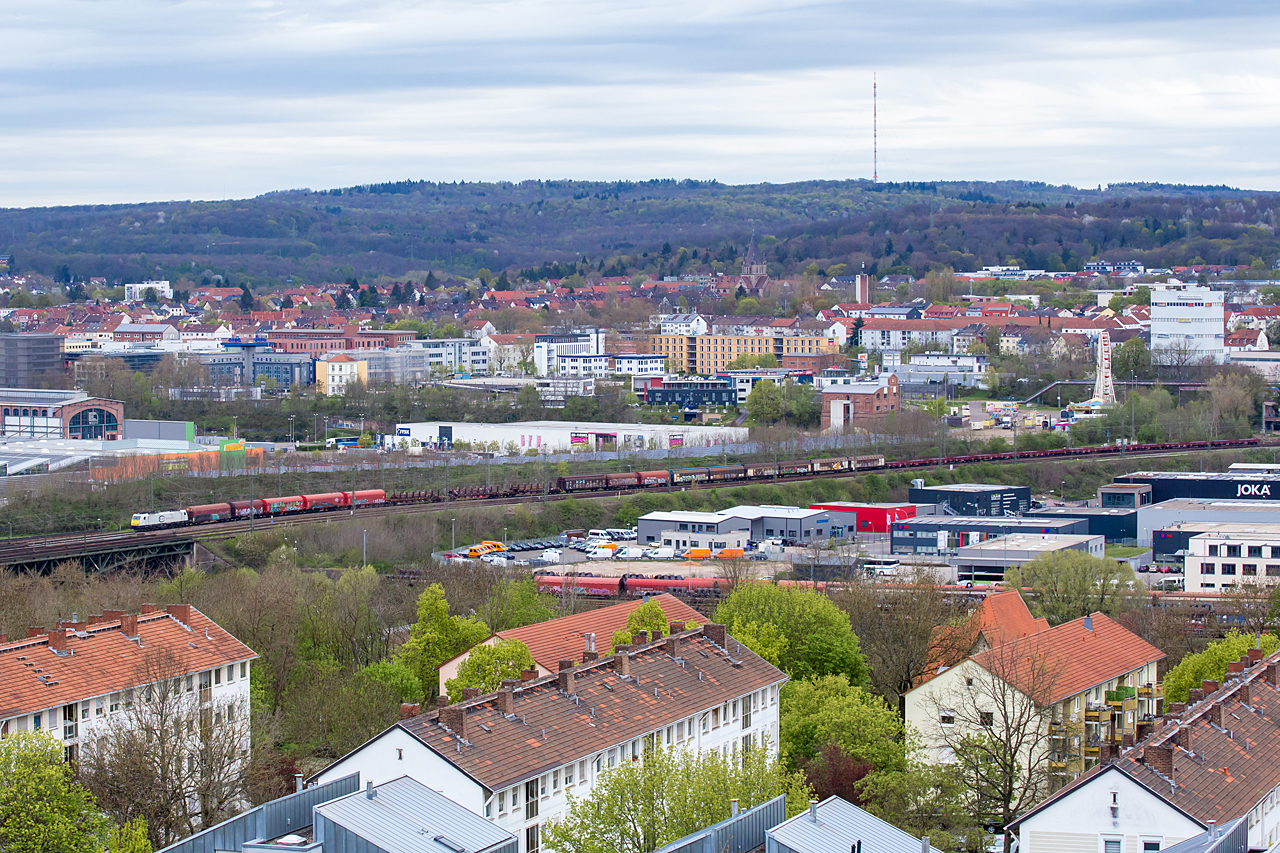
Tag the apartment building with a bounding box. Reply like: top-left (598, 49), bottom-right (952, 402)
top-left (123, 280), bottom-right (174, 301)
top-left (1181, 524), bottom-right (1280, 591)
top-left (1010, 648), bottom-right (1280, 853)
top-left (311, 623), bottom-right (788, 853)
top-left (905, 613), bottom-right (1164, 790)
top-left (650, 333), bottom-right (837, 374)
top-left (1150, 285), bottom-right (1225, 364)
top-left (0, 605), bottom-right (256, 765)
top-left (532, 331), bottom-right (605, 376)
top-left (316, 353), bottom-right (367, 396)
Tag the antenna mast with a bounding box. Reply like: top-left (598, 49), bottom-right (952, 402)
top-left (873, 73), bottom-right (878, 183)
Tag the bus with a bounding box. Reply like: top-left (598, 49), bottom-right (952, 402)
top-left (862, 556), bottom-right (901, 578)
top-left (466, 541), bottom-right (508, 559)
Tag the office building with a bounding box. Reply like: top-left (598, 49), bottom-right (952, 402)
top-left (0, 334), bottom-right (64, 387)
top-left (1137, 499), bottom-right (1280, 547)
top-left (1115, 471), bottom-right (1280, 503)
top-left (907, 482), bottom-right (1031, 516)
top-left (891, 516), bottom-right (1088, 555)
top-left (0, 388), bottom-right (124, 440)
top-left (1150, 285), bottom-right (1225, 364)
top-left (1178, 524), bottom-right (1280, 591)
top-left (953, 534), bottom-right (1105, 583)
top-left (532, 330), bottom-right (605, 376)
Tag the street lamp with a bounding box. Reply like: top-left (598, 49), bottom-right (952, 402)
top-left (452, 517), bottom-right (456, 553)
top-left (363, 529), bottom-right (367, 567)
top-left (232, 415), bottom-right (238, 440)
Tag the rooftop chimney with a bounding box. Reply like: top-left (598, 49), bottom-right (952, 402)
top-left (1238, 684), bottom-right (1251, 705)
top-left (583, 633), bottom-right (599, 663)
top-left (730, 799), bottom-right (739, 817)
top-left (1227, 661), bottom-right (1244, 675)
top-left (651, 627), bottom-right (663, 642)
top-left (1208, 701), bottom-right (1223, 728)
top-left (1267, 662), bottom-right (1280, 688)
top-left (1169, 702), bottom-right (1187, 715)
top-left (1084, 615), bottom-right (1093, 632)
top-left (665, 634), bottom-right (679, 655)
top-left (704, 623), bottom-right (727, 647)
top-left (439, 704), bottom-right (466, 741)
top-left (140, 604), bottom-right (157, 614)
top-left (462, 687), bottom-right (481, 701)
top-left (295, 773), bottom-right (303, 793)
top-left (497, 681), bottom-right (518, 715)
top-left (1144, 743), bottom-right (1173, 778)
top-left (520, 668), bottom-right (538, 682)
top-left (1188, 688), bottom-right (1204, 704)
top-left (1122, 732), bottom-right (1134, 748)
top-left (669, 621), bottom-right (685, 635)
top-left (48, 628), bottom-right (67, 653)
top-left (922, 836), bottom-right (930, 853)
top-left (1248, 648), bottom-right (1265, 664)
top-left (164, 603), bottom-right (192, 626)
top-left (614, 650), bottom-right (631, 678)
top-left (98, 609), bottom-right (125, 625)
top-left (27, 626), bottom-right (43, 638)
top-left (808, 800), bottom-right (818, 823)
top-left (436, 694), bottom-right (450, 708)
top-left (120, 614), bottom-right (138, 638)
top-left (558, 662), bottom-right (574, 694)
top-left (1208, 821), bottom-right (1216, 839)
top-left (400, 703), bottom-right (420, 719)
top-left (1202, 680), bottom-right (1219, 695)
top-left (366, 781), bottom-right (376, 799)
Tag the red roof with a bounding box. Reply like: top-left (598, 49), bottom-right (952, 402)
top-left (485, 594), bottom-right (704, 671)
top-left (0, 605), bottom-right (257, 718)
top-left (972, 612), bottom-right (1164, 704)
top-left (975, 590), bottom-right (1050, 647)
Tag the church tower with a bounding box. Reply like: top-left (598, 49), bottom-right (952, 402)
top-left (741, 233), bottom-right (769, 290)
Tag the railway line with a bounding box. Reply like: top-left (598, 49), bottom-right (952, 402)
top-left (0, 436), bottom-right (1267, 574)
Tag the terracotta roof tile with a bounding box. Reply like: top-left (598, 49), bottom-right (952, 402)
top-left (971, 612), bottom-right (1164, 704)
top-left (490, 594), bottom-right (704, 671)
top-left (0, 606), bottom-right (257, 719)
top-left (977, 590), bottom-right (1050, 647)
top-left (403, 626), bottom-right (785, 792)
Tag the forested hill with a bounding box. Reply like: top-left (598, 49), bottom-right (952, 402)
top-left (2, 178), bottom-right (1278, 288)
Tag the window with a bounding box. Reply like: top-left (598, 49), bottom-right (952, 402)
top-left (552, 770), bottom-right (560, 792)
top-left (525, 781), bottom-right (538, 819)
top-left (227, 665), bottom-right (235, 682)
top-left (526, 825), bottom-right (540, 853)
top-left (241, 662), bottom-right (247, 679)
top-left (564, 764), bottom-right (574, 786)
top-left (940, 711), bottom-right (956, 726)
top-left (1268, 565), bottom-right (1280, 576)
top-left (965, 677), bottom-right (974, 688)
top-left (1203, 563), bottom-right (1216, 574)
top-left (1249, 546), bottom-right (1263, 558)
top-left (1270, 547), bottom-right (1280, 559)
top-left (1104, 840), bottom-right (1122, 853)
top-left (1227, 545), bottom-right (1241, 558)
top-left (1244, 564), bottom-right (1258, 576)
top-left (579, 760), bottom-right (587, 784)
top-left (980, 711), bottom-right (994, 728)
top-left (486, 798), bottom-right (493, 818)
top-left (1222, 564), bottom-right (1237, 575)
top-left (712, 708), bottom-right (720, 728)
top-left (214, 668), bottom-right (221, 685)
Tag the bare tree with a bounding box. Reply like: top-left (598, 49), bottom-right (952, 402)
top-left (923, 636), bottom-right (1060, 853)
top-left (716, 553), bottom-right (758, 591)
top-left (835, 566), bottom-right (979, 706)
top-left (79, 646), bottom-right (252, 849)
top-left (1218, 579), bottom-right (1274, 636)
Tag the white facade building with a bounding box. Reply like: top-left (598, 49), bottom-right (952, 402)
top-left (610, 354), bottom-right (666, 377)
top-left (311, 625), bottom-right (786, 853)
top-left (658, 314), bottom-right (708, 336)
top-left (393, 419), bottom-right (748, 453)
top-left (1150, 285), bottom-right (1225, 364)
top-left (533, 330), bottom-right (605, 376)
top-left (553, 352), bottom-right (611, 377)
top-left (1181, 524), bottom-right (1280, 591)
top-left (0, 605), bottom-right (255, 769)
top-left (124, 280), bottom-right (173, 301)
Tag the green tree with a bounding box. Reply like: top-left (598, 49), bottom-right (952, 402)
top-left (515, 384), bottom-right (544, 420)
top-left (1003, 550), bottom-right (1139, 626)
top-left (359, 659), bottom-right (424, 703)
top-left (544, 742), bottom-right (811, 853)
top-left (238, 285), bottom-right (253, 312)
top-left (859, 761), bottom-right (988, 853)
top-left (1163, 629), bottom-right (1280, 704)
top-left (745, 379), bottom-right (784, 425)
top-left (478, 578), bottom-right (558, 633)
top-left (779, 675), bottom-right (907, 771)
top-left (725, 353), bottom-right (779, 370)
top-left (397, 584), bottom-right (490, 701)
top-left (106, 819), bottom-right (153, 853)
top-left (1111, 337), bottom-right (1152, 381)
top-left (0, 731), bottom-right (111, 853)
top-left (609, 598), bottom-right (675, 651)
top-left (445, 638), bottom-right (535, 697)
top-left (714, 584), bottom-right (868, 684)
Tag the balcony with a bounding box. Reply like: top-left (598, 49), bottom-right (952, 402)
top-left (1048, 759), bottom-right (1068, 775)
top-left (1105, 686), bottom-right (1136, 708)
top-left (1049, 722), bottom-right (1068, 738)
top-left (1138, 684), bottom-right (1163, 699)
top-left (1084, 708), bottom-right (1102, 722)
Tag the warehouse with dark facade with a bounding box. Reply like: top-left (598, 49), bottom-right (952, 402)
top-left (1113, 471), bottom-right (1280, 503)
top-left (1026, 506), bottom-right (1139, 544)
top-left (906, 482), bottom-right (1031, 516)
top-left (891, 516), bottom-right (1088, 555)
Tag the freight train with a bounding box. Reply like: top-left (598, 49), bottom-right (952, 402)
top-left (126, 437), bottom-right (1260, 529)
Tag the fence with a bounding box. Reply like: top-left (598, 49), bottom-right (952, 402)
top-left (656, 795), bottom-right (786, 853)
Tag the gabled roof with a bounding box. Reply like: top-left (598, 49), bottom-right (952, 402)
top-left (387, 625), bottom-right (787, 792)
top-left (976, 590), bottom-right (1050, 647)
top-left (768, 796), bottom-right (946, 853)
top-left (971, 612), bottom-right (1164, 705)
top-left (0, 605), bottom-right (256, 719)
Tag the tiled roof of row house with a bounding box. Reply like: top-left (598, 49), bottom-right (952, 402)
top-left (399, 623), bottom-right (786, 792)
top-left (1012, 647), bottom-right (1280, 831)
top-left (970, 613), bottom-right (1164, 705)
top-left (0, 605), bottom-right (257, 720)
top-left (470, 594), bottom-right (704, 673)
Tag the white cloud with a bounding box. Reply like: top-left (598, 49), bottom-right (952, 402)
top-left (2, 0), bottom-right (1279, 205)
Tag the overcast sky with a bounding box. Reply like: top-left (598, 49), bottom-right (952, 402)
top-left (3, 0), bottom-right (1279, 207)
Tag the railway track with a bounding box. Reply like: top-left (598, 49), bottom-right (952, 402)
top-left (0, 437), bottom-right (1270, 570)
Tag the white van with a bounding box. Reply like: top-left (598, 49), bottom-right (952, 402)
top-left (646, 547), bottom-right (675, 560)
top-left (588, 529), bottom-right (611, 540)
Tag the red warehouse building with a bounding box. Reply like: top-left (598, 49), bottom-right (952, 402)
top-left (808, 501), bottom-right (917, 535)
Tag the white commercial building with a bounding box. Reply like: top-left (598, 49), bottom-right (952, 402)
top-left (124, 280), bottom-right (173, 301)
top-left (610, 354), bottom-right (666, 377)
top-left (533, 330), bottom-right (605, 376)
top-left (1180, 524), bottom-right (1280, 591)
top-left (1150, 285), bottom-right (1225, 364)
top-left (552, 352), bottom-right (611, 377)
top-left (393, 419), bottom-right (748, 453)
top-left (311, 625), bottom-right (786, 853)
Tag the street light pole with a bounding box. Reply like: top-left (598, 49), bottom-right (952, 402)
top-left (452, 518), bottom-right (456, 553)
top-left (363, 529), bottom-right (367, 567)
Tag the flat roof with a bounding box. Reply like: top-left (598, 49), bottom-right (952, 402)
top-left (900, 517), bottom-right (1082, 529)
top-left (1122, 471), bottom-right (1280, 482)
top-left (724, 505), bottom-right (827, 520)
top-left (959, 534), bottom-right (1100, 553)
top-left (1185, 523), bottom-right (1280, 539)
top-left (1028, 507), bottom-right (1138, 517)
top-left (1156, 521), bottom-right (1280, 534)
top-left (910, 482), bottom-right (1026, 493)
top-left (638, 510), bottom-right (739, 523)
top-left (809, 502), bottom-right (914, 510)
top-left (1146, 499), bottom-right (1280, 511)
top-left (1099, 482), bottom-right (1151, 491)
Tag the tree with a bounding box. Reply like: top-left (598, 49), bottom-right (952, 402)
top-left (922, 639), bottom-right (1060, 853)
top-left (238, 285), bottom-right (253, 312)
top-left (515, 384), bottom-right (544, 420)
top-left (609, 598), bottom-right (674, 651)
top-left (714, 584), bottom-right (868, 684)
top-left (359, 659), bottom-right (423, 702)
top-left (835, 567), bottom-right (979, 705)
top-left (780, 675), bottom-right (907, 772)
top-left (0, 731), bottom-right (111, 853)
top-left (983, 325), bottom-right (1002, 356)
top-left (281, 294), bottom-right (294, 310)
top-left (1218, 580), bottom-right (1274, 635)
top-left (445, 638), bottom-right (535, 697)
top-left (1003, 551), bottom-right (1139, 626)
top-left (143, 286), bottom-right (158, 303)
top-left (477, 577), bottom-right (557, 634)
top-left (1111, 337), bottom-right (1152, 381)
top-left (544, 742), bottom-right (811, 853)
top-left (745, 379), bottom-right (784, 425)
top-left (79, 647), bottom-right (251, 848)
top-left (397, 584), bottom-right (490, 701)
top-left (858, 761), bottom-right (988, 853)
top-left (1163, 629), bottom-right (1280, 704)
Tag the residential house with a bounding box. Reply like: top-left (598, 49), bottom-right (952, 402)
top-left (904, 613), bottom-right (1164, 789)
top-left (658, 314), bottom-right (709, 336)
top-left (316, 354), bottom-right (367, 396)
top-left (1225, 328), bottom-right (1268, 354)
top-left (112, 323), bottom-right (180, 344)
top-left (1009, 647), bottom-right (1280, 853)
top-left (465, 318), bottom-right (498, 339)
top-left (437, 594), bottom-right (704, 695)
top-left (482, 334), bottom-right (536, 374)
top-left (311, 623), bottom-right (788, 853)
top-left (0, 605), bottom-right (256, 768)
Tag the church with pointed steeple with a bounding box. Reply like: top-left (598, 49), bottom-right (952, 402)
top-left (741, 234), bottom-right (770, 290)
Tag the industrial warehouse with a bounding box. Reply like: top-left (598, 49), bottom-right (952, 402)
top-left (391, 420), bottom-right (748, 453)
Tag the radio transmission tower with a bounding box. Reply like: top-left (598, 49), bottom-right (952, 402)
top-left (873, 73), bottom-right (878, 183)
top-left (1093, 330), bottom-right (1117, 405)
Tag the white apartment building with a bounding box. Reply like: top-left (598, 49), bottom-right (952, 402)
top-left (124, 280), bottom-right (174, 301)
top-left (0, 605), bottom-right (256, 766)
top-left (311, 623), bottom-right (786, 853)
top-left (1182, 524), bottom-right (1280, 591)
top-left (533, 331), bottom-right (605, 376)
top-left (658, 314), bottom-right (708, 336)
top-left (1150, 285), bottom-right (1225, 364)
top-left (404, 338), bottom-right (490, 375)
top-left (553, 352), bottom-right (611, 377)
top-left (611, 354), bottom-right (666, 377)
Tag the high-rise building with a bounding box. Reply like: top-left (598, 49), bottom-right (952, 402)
top-left (0, 334), bottom-right (64, 387)
top-left (1150, 285), bottom-right (1224, 364)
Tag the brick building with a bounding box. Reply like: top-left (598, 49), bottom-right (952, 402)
top-left (820, 373), bottom-right (899, 432)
